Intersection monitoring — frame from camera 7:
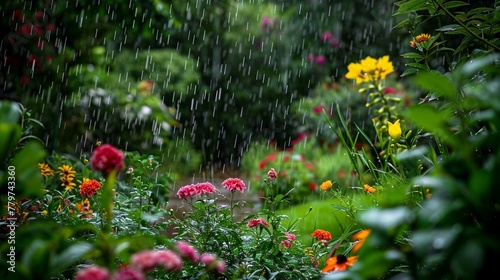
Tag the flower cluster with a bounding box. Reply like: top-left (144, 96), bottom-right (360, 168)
top-left (176, 182), bottom-right (217, 199)
top-left (75, 241), bottom-right (226, 280)
top-left (90, 144), bottom-right (125, 176)
top-left (345, 55), bottom-right (394, 84)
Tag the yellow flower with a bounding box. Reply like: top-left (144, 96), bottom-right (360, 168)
top-left (61, 178), bottom-right (76, 192)
top-left (58, 165), bottom-right (76, 178)
top-left (345, 56), bottom-right (394, 84)
top-left (320, 180), bottom-right (333, 191)
top-left (38, 163), bottom-right (54, 178)
top-left (410, 33), bottom-right (431, 48)
top-left (387, 119), bottom-right (402, 140)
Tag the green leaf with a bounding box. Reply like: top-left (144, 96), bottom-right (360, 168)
top-left (360, 207), bottom-right (411, 231)
top-left (10, 141), bottom-right (47, 198)
top-left (414, 71), bottom-right (457, 99)
top-left (442, 1), bottom-right (469, 10)
top-left (51, 242), bottom-right (93, 274)
top-left (393, 0), bottom-right (430, 15)
top-left (403, 104), bottom-right (460, 148)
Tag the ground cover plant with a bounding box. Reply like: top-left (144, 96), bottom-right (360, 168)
top-left (1, 0), bottom-right (500, 279)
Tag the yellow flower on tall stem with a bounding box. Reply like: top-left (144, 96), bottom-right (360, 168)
top-left (320, 180), bottom-right (333, 191)
top-left (387, 119), bottom-right (402, 140)
top-left (345, 56), bottom-right (394, 84)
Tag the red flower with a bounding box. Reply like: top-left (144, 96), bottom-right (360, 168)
top-left (383, 87), bottom-right (397, 94)
top-left (221, 178), bottom-right (246, 193)
top-left (90, 144), bottom-right (125, 176)
top-left (79, 179), bottom-right (102, 197)
top-left (311, 229), bottom-right (332, 242)
top-left (247, 218), bottom-right (270, 228)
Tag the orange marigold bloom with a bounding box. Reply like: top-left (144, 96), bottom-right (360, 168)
top-left (364, 184), bottom-right (376, 193)
top-left (311, 229), bottom-right (332, 242)
top-left (79, 178), bottom-right (102, 197)
top-left (410, 33), bottom-right (431, 48)
top-left (320, 180), bottom-right (333, 191)
top-left (321, 254), bottom-right (358, 273)
top-left (75, 199), bottom-right (94, 219)
top-left (352, 229), bottom-right (371, 253)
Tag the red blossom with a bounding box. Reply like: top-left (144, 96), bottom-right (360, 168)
top-left (90, 144), bottom-right (125, 176)
top-left (221, 178), bottom-right (246, 193)
top-left (79, 179), bottom-right (102, 198)
top-left (247, 218), bottom-right (270, 228)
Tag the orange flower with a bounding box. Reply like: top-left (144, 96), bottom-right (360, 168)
top-left (79, 178), bottom-right (102, 197)
top-left (410, 33), bottom-right (431, 48)
top-left (321, 254), bottom-right (358, 273)
top-left (75, 199), bottom-right (94, 219)
top-left (352, 229), bottom-right (371, 252)
top-left (364, 184), bottom-right (376, 193)
top-left (311, 229), bottom-right (332, 242)
top-left (320, 180), bottom-right (333, 191)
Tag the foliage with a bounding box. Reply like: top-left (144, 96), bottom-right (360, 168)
top-left (241, 139), bottom-right (354, 207)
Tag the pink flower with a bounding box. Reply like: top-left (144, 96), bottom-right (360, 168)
top-left (247, 218), bottom-right (270, 228)
top-left (315, 55), bottom-right (326, 65)
top-left (267, 168), bottom-right (278, 182)
top-left (199, 253), bottom-right (217, 265)
top-left (216, 261), bottom-right (226, 273)
top-left (130, 250), bottom-right (158, 272)
top-left (175, 241), bottom-right (200, 263)
top-left (155, 250), bottom-right (183, 271)
top-left (281, 240), bottom-right (292, 249)
top-left (261, 15), bottom-right (274, 31)
top-left (221, 178), bottom-right (246, 193)
top-left (321, 31), bottom-right (333, 43)
top-left (285, 232), bottom-right (296, 241)
top-left (90, 144), bottom-right (125, 176)
top-left (176, 182), bottom-right (216, 199)
top-left (199, 253), bottom-right (225, 273)
top-left (75, 265), bottom-right (110, 280)
top-left (112, 268), bottom-right (145, 280)
top-left (307, 54), bottom-right (315, 63)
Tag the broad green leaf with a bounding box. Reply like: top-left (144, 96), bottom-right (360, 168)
top-left (10, 141), bottom-right (47, 198)
top-left (414, 71), bottom-right (457, 99)
top-left (403, 104), bottom-right (460, 148)
top-left (360, 207), bottom-right (411, 231)
top-left (442, 1), bottom-right (469, 10)
top-left (51, 242), bottom-right (93, 274)
top-left (393, 0), bottom-right (430, 15)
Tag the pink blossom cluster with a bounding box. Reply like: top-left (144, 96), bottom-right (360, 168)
top-left (307, 54), bottom-right (326, 65)
top-left (74, 242), bottom-right (226, 279)
top-left (90, 144), bottom-right (125, 176)
top-left (221, 178), bottom-right (246, 193)
top-left (176, 182), bottom-right (217, 199)
top-left (320, 31), bottom-right (340, 48)
top-left (281, 232), bottom-right (297, 249)
top-left (247, 217), bottom-right (270, 228)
